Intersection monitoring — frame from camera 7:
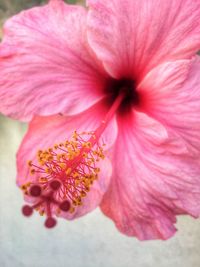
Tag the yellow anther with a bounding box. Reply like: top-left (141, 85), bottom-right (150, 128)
top-left (73, 172), bottom-right (79, 179)
top-left (84, 179), bottom-right (91, 186)
top-left (86, 142), bottom-right (92, 148)
top-left (30, 169), bottom-right (35, 175)
top-left (65, 168), bottom-right (72, 176)
top-left (38, 159), bottom-right (45, 166)
top-left (69, 207), bottom-right (75, 213)
top-left (75, 180), bottom-right (81, 186)
top-left (85, 186), bottom-right (90, 192)
top-left (47, 155), bottom-right (53, 161)
top-left (83, 142), bottom-right (92, 148)
top-left (72, 131), bottom-right (78, 140)
top-left (59, 163), bottom-right (66, 169)
top-left (54, 144), bottom-right (58, 149)
top-left (68, 154), bottom-right (75, 160)
top-left (39, 210), bottom-right (44, 216)
top-left (27, 160), bottom-right (32, 167)
top-left (73, 200), bottom-right (78, 206)
top-left (77, 201), bottom-right (82, 206)
top-left (45, 168), bottom-right (51, 174)
top-left (61, 153), bottom-right (66, 159)
top-left (56, 154), bottom-right (62, 160)
top-left (82, 152), bottom-right (87, 158)
top-left (81, 191), bottom-right (86, 197)
top-left (94, 168), bottom-right (100, 173)
top-left (21, 185), bottom-right (27, 190)
top-left (39, 177), bottom-right (48, 183)
top-left (75, 149), bottom-right (80, 156)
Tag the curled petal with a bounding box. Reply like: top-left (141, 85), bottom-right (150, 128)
top-left (0, 0), bottom-right (107, 121)
top-left (139, 57), bottom-right (200, 156)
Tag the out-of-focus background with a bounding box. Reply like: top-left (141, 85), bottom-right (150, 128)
top-left (0, 1), bottom-right (200, 267)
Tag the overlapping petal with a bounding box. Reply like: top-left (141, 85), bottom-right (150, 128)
top-left (101, 110), bottom-right (200, 240)
top-left (139, 57), bottom-right (200, 156)
top-left (87, 0), bottom-right (200, 79)
top-left (0, 0), bottom-right (107, 121)
top-left (17, 100), bottom-right (117, 219)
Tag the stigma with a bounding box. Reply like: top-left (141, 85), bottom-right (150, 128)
top-left (21, 131), bottom-right (105, 228)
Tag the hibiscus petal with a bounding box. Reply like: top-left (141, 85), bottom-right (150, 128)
top-left (101, 111), bottom-right (200, 240)
top-left (139, 57), bottom-right (200, 156)
top-left (87, 0), bottom-right (200, 79)
top-left (0, 0), bottom-right (107, 121)
top-left (17, 101), bottom-right (117, 219)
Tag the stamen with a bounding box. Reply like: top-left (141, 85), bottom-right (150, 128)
top-left (21, 131), bottom-right (105, 228)
top-left (20, 91), bottom-right (126, 228)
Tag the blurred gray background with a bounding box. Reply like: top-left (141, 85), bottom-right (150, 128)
top-left (0, 1), bottom-right (200, 267)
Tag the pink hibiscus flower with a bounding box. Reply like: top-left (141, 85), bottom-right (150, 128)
top-left (1, 0), bottom-right (200, 240)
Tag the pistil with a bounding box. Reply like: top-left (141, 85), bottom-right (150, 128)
top-left (21, 91), bottom-right (125, 228)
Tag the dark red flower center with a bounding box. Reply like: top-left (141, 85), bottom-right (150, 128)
top-left (106, 78), bottom-right (140, 114)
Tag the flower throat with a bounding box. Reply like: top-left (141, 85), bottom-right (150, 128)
top-left (106, 78), bottom-right (139, 114)
top-left (21, 91), bottom-right (126, 228)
